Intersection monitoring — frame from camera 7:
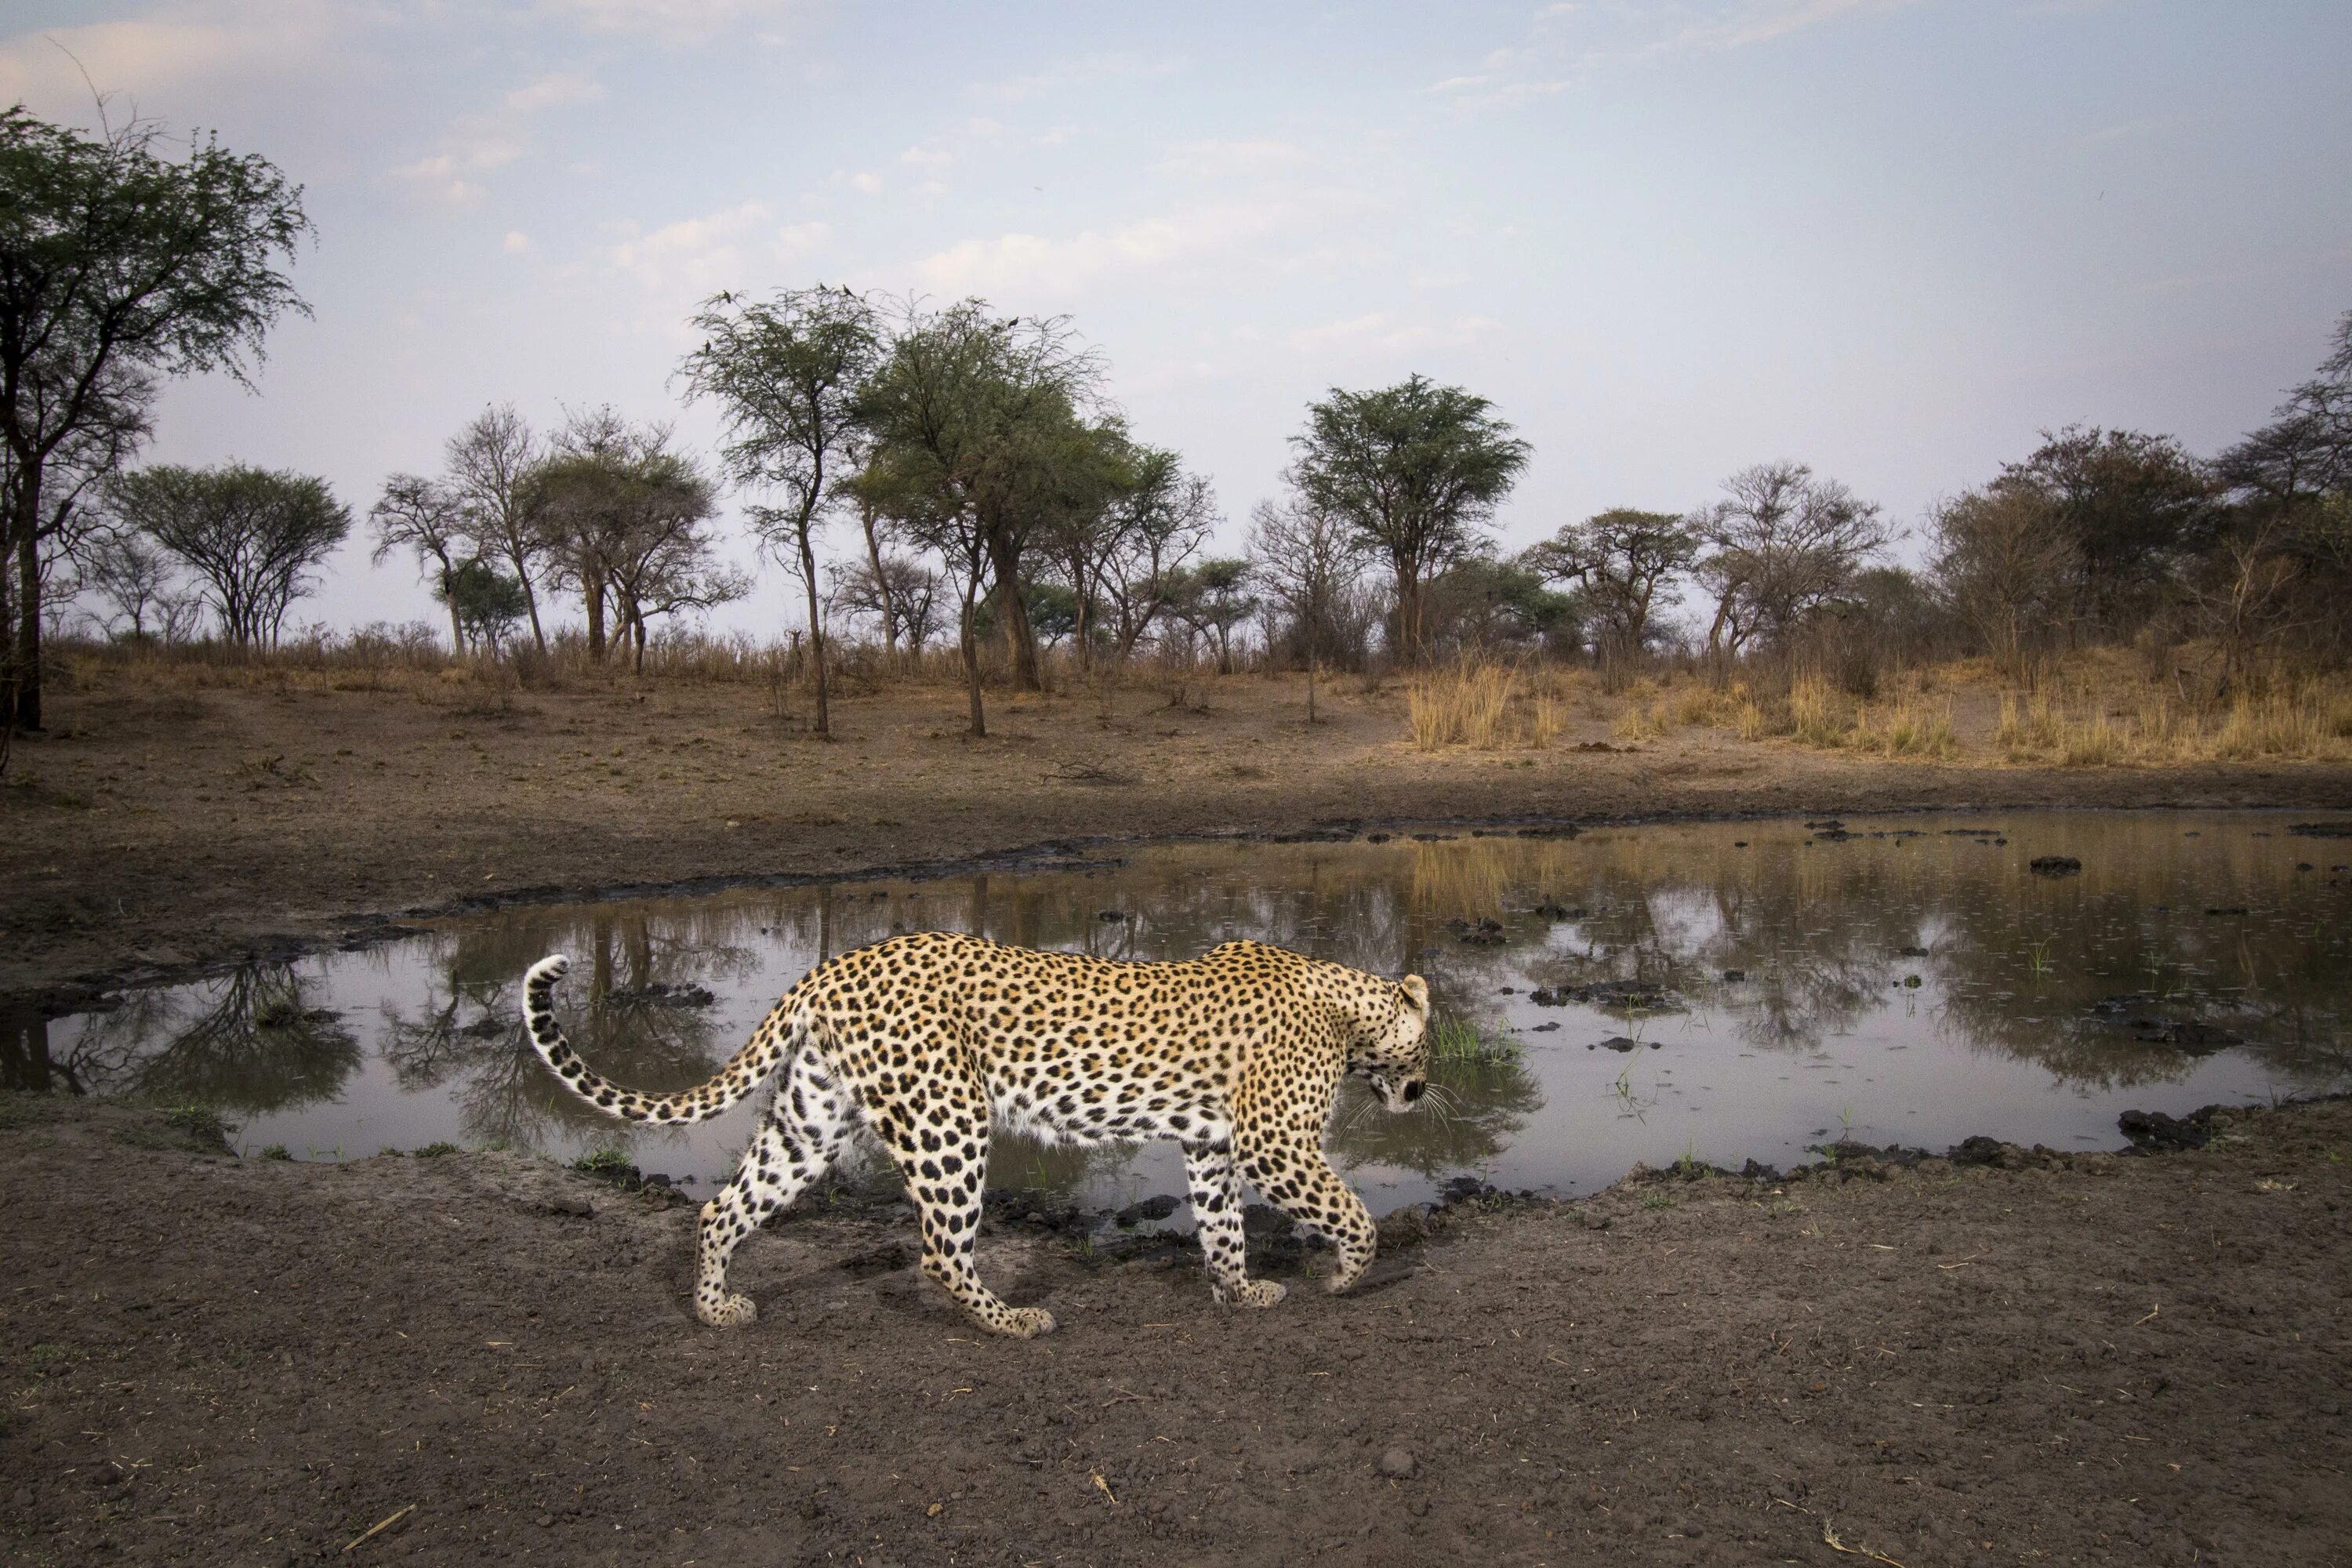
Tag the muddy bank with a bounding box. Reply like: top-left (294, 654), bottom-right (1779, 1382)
top-left (4, 1094), bottom-right (2347, 1566)
top-left (7, 677), bottom-right (2351, 1007)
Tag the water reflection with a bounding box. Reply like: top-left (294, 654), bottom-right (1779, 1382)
top-left (20, 967), bottom-right (361, 1112)
top-left (34, 812), bottom-right (2352, 1207)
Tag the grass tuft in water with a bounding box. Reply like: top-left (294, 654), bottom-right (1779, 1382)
top-left (1427, 1017), bottom-right (1524, 1062)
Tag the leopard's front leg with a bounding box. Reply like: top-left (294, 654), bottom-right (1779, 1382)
top-left (1182, 1131), bottom-right (1286, 1309)
top-left (1240, 1134), bottom-right (1378, 1294)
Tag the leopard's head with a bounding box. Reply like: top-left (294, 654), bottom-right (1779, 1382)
top-left (1347, 974), bottom-right (1431, 1112)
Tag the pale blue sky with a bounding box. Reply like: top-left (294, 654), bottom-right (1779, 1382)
top-left (6, 0), bottom-right (2348, 637)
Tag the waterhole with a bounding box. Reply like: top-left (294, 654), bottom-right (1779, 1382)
top-left (10, 811), bottom-right (2347, 1213)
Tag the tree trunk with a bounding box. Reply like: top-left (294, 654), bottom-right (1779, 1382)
top-left (1394, 564), bottom-right (1425, 667)
top-left (14, 517), bottom-right (42, 732)
top-left (960, 576), bottom-right (987, 739)
top-left (519, 568), bottom-right (546, 653)
top-left (985, 529), bottom-right (1041, 691)
top-left (584, 576), bottom-right (607, 662)
top-left (860, 507), bottom-right (896, 662)
top-left (442, 563), bottom-right (466, 657)
top-left (799, 521), bottom-right (829, 738)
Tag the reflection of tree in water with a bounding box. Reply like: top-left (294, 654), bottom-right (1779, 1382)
top-left (1328, 1053), bottom-right (1543, 1178)
top-left (377, 909), bottom-right (750, 1151)
top-left (50, 967), bottom-right (361, 1112)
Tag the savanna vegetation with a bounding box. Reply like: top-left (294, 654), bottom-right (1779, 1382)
top-left (7, 101), bottom-right (2350, 783)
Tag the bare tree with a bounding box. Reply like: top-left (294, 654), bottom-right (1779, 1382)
top-left (370, 474), bottom-right (470, 653)
top-left (445, 405), bottom-right (553, 652)
top-left (78, 531), bottom-right (198, 641)
top-left (1926, 486), bottom-right (2076, 681)
top-left (1247, 493), bottom-right (1373, 720)
top-left (1694, 462), bottom-right (1888, 673)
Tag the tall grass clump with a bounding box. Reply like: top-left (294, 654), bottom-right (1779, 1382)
top-left (1406, 662), bottom-right (1560, 750)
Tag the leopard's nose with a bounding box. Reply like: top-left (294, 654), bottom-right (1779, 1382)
top-left (1403, 1080), bottom-right (1425, 1102)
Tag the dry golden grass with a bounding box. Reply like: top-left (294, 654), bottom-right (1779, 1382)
top-left (1406, 662), bottom-right (1576, 751)
top-left (1990, 680), bottom-right (2352, 766)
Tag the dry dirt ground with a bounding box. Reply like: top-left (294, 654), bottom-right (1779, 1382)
top-left (2, 1094), bottom-right (2347, 1567)
top-left (5, 670), bottom-right (2349, 1004)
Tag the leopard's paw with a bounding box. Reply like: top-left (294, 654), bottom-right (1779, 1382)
top-left (998, 1306), bottom-right (1057, 1339)
top-left (1216, 1278), bottom-right (1288, 1309)
top-left (697, 1292), bottom-right (758, 1328)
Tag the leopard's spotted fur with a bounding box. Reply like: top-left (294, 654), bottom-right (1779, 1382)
top-left (522, 932), bottom-right (1430, 1337)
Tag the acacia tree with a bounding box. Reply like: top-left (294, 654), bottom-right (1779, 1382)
top-left (0, 107), bottom-right (310, 731)
top-left (1047, 434), bottom-right (1215, 670)
top-left (2000, 426), bottom-right (2214, 630)
top-left (370, 474), bottom-right (470, 653)
top-left (1694, 462), bottom-right (1888, 673)
top-left (857, 299), bottom-right (1102, 731)
top-left (679, 287), bottom-right (880, 735)
top-left (116, 463), bottom-right (350, 647)
top-left (2204, 310), bottom-right (2352, 678)
top-left (1, 358), bottom-right (151, 689)
top-left (1167, 557), bottom-right (1256, 673)
top-left (1522, 507), bottom-right (1697, 679)
top-left (535, 409), bottom-right (742, 670)
top-left (445, 405), bottom-right (551, 652)
top-left (1288, 374), bottom-right (1529, 665)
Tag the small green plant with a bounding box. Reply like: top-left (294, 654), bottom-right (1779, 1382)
top-left (257, 1144), bottom-right (292, 1161)
top-left (2027, 938), bottom-right (2055, 979)
top-left (413, 1141), bottom-right (461, 1158)
top-left (1838, 1105), bottom-right (1857, 1138)
top-left (1675, 1138), bottom-right (1704, 1178)
top-left (1427, 1016), bottom-right (1523, 1063)
top-left (1642, 1191), bottom-right (1677, 1210)
top-left (573, 1146), bottom-right (636, 1179)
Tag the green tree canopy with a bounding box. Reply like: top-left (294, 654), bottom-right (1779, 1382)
top-left (0, 107), bottom-right (310, 729)
top-left (1287, 374), bottom-right (1530, 664)
top-left (115, 463), bottom-right (350, 648)
top-left (1523, 507), bottom-right (1697, 672)
top-left (679, 285), bottom-right (882, 735)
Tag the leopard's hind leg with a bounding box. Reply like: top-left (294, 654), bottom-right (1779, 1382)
top-left (846, 1037), bottom-right (1054, 1338)
top-left (694, 1051), bottom-right (852, 1327)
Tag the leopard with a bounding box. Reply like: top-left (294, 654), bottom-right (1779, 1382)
top-left (521, 931), bottom-right (1430, 1338)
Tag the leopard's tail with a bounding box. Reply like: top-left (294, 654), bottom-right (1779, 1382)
top-left (521, 953), bottom-right (804, 1125)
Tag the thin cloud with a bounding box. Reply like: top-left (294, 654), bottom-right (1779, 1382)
top-left (0, 0), bottom-right (341, 108)
top-left (535, 0), bottom-right (796, 42)
top-left (389, 69), bottom-right (605, 206)
top-left (605, 201), bottom-right (833, 307)
top-left (915, 205), bottom-right (1288, 297)
top-left (1426, 0), bottom-right (1922, 103)
top-left (972, 51), bottom-right (1181, 105)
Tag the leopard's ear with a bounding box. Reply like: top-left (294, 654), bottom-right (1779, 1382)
top-left (1399, 975), bottom-right (1429, 1014)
